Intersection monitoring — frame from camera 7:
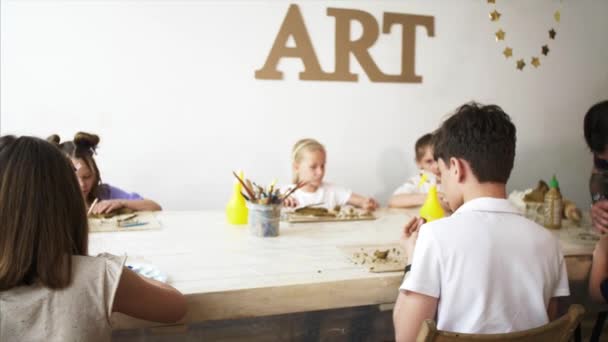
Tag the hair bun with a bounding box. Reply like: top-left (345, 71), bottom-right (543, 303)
top-left (73, 132), bottom-right (100, 151)
top-left (46, 134), bottom-right (61, 145)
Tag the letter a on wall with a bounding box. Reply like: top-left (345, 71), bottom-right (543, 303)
top-left (254, 4), bottom-right (334, 81)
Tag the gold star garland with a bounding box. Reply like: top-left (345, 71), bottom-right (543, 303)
top-left (487, 0), bottom-right (561, 71)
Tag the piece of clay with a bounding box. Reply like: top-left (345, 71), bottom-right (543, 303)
top-left (374, 249), bottom-right (389, 259)
top-left (523, 180), bottom-right (549, 203)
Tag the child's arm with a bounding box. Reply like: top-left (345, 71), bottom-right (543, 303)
top-left (589, 236), bottom-right (608, 303)
top-left (347, 193), bottom-right (379, 211)
top-left (113, 267), bottom-right (187, 323)
top-left (91, 199), bottom-right (162, 214)
top-left (388, 193), bottom-right (427, 208)
top-left (547, 297), bottom-right (559, 321)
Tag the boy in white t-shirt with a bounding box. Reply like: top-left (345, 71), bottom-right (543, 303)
top-left (393, 103), bottom-right (570, 342)
top-left (389, 133), bottom-right (441, 208)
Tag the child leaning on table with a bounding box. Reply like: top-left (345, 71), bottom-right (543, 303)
top-left (283, 138), bottom-right (378, 211)
top-left (0, 135), bottom-right (186, 342)
top-left (48, 132), bottom-right (162, 215)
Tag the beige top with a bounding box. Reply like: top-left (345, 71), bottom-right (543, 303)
top-left (0, 253), bottom-right (125, 342)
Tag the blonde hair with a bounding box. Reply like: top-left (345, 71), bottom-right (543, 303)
top-left (291, 138), bottom-right (325, 183)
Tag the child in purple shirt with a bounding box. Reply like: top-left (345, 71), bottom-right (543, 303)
top-left (48, 132), bottom-right (161, 215)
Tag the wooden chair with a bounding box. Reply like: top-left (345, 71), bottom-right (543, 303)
top-left (415, 304), bottom-right (585, 342)
top-left (590, 310), bottom-right (608, 342)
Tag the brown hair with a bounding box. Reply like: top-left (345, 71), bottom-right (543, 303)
top-left (584, 100), bottom-right (608, 154)
top-left (48, 132), bottom-right (102, 204)
top-left (0, 136), bottom-right (89, 290)
top-left (432, 102), bottom-right (516, 183)
top-left (414, 133), bottom-right (433, 161)
top-left (291, 138), bottom-right (325, 183)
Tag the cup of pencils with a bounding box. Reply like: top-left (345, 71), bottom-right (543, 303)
top-left (232, 172), bottom-right (306, 237)
top-left (248, 202), bottom-right (281, 237)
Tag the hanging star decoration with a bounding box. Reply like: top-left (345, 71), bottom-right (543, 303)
top-left (487, 2), bottom-right (561, 71)
top-left (542, 45), bottom-right (550, 56)
top-left (495, 29), bottom-right (506, 41)
top-left (531, 57), bottom-right (541, 68)
top-left (549, 28), bottom-right (557, 39)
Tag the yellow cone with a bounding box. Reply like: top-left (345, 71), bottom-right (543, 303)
top-left (226, 171), bottom-right (248, 225)
top-left (419, 185), bottom-right (445, 222)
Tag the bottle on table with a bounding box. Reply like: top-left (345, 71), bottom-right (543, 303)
top-left (544, 175), bottom-right (562, 229)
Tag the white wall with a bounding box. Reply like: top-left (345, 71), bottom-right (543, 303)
top-left (1, 0), bottom-right (607, 210)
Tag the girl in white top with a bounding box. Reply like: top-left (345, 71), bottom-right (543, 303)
top-left (0, 136), bottom-right (187, 342)
top-left (284, 138), bottom-right (378, 211)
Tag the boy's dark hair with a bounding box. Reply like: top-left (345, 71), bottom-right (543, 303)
top-left (432, 102), bottom-right (516, 183)
top-left (414, 133), bottom-right (433, 161)
top-left (584, 100), bottom-right (608, 154)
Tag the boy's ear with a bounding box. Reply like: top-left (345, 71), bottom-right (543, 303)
top-left (450, 157), bottom-right (466, 183)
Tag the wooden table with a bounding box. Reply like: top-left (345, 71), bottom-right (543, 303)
top-left (88, 209), bottom-right (596, 331)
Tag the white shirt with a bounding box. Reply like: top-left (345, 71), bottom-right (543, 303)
top-left (393, 170), bottom-right (440, 195)
top-left (400, 197), bottom-right (570, 334)
top-left (287, 182), bottom-right (352, 209)
top-left (0, 253), bottom-right (125, 342)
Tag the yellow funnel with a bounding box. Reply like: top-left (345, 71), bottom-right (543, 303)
top-left (226, 171), bottom-right (248, 225)
top-left (419, 185), bottom-right (445, 222)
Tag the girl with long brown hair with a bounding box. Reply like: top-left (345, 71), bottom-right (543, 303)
top-left (0, 136), bottom-right (186, 341)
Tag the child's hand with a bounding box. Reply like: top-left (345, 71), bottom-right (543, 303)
top-left (400, 217), bottom-right (425, 260)
top-left (283, 197), bottom-right (298, 208)
top-left (592, 200), bottom-right (608, 234)
top-left (91, 199), bottom-right (126, 215)
top-left (362, 197), bottom-right (379, 211)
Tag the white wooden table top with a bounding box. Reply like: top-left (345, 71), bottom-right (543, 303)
top-left (89, 209), bottom-right (595, 329)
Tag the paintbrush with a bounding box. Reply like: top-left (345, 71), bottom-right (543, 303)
top-left (232, 171), bottom-right (256, 200)
top-left (246, 179), bottom-right (255, 197)
top-left (87, 198), bottom-right (99, 216)
top-left (253, 182), bottom-right (266, 198)
top-left (117, 213), bottom-right (138, 222)
top-left (297, 202), bottom-right (325, 210)
top-left (268, 179), bottom-right (277, 197)
top-left (281, 181), bottom-right (307, 203)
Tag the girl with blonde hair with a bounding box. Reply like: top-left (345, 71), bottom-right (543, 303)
top-left (285, 138), bottom-right (378, 211)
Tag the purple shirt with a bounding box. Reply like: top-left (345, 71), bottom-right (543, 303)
top-left (97, 184), bottom-right (143, 201)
